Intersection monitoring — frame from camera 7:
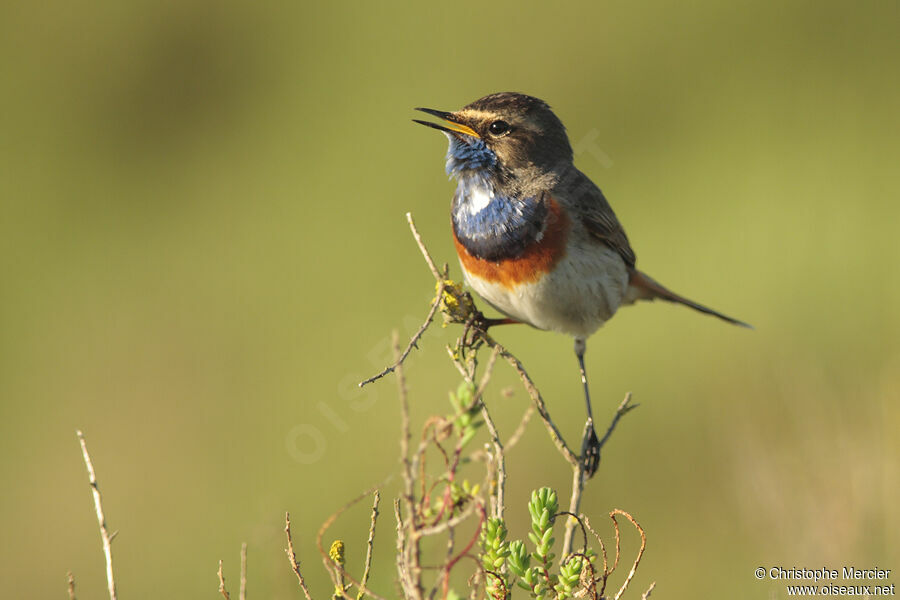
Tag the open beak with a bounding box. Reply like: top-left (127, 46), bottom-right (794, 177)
top-left (413, 108), bottom-right (480, 139)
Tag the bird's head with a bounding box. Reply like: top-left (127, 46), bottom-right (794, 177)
top-left (414, 92), bottom-right (573, 180)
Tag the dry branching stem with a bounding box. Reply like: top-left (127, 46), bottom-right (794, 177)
top-left (285, 512), bottom-right (315, 600)
top-left (76, 430), bottom-right (117, 600)
top-left (310, 213), bottom-right (648, 600)
top-left (358, 212), bottom-right (448, 388)
top-left (598, 393), bottom-right (639, 450)
top-left (393, 213), bottom-right (642, 586)
top-left (358, 490), bottom-right (381, 600)
top-left (240, 542), bottom-right (248, 600)
top-left (491, 343), bottom-right (578, 466)
top-left (67, 571), bottom-right (76, 600)
top-left (476, 350), bottom-right (506, 520)
top-left (405, 212), bottom-right (442, 280)
top-left (218, 560), bottom-right (231, 600)
top-left (359, 284), bottom-right (446, 387)
top-left (392, 332), bottom-right (425, 600)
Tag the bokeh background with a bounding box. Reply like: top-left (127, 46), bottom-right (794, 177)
top-left (2, 1), bottom-right (898, 598)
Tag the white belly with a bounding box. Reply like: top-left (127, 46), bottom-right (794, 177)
top-left (462, 241), bottom-right (629, 339)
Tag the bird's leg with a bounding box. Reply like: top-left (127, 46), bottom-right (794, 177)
top-left (575, 338), bottom-right (601, 478)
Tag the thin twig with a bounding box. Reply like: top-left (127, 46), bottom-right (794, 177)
top-left (395, 331), bottom-right (414, 514)
top-left (597, 393), bottom-right (638, 451)
top-left (468, 558), bottom-right (484, 600)
top-left (641, 582), bottom-right (656, 599)
top-left (610, 509), bottom-right (646, 600)
top-left (357, 490), bottom-right (381, 600)
top-left (443, 525), bottom-right (456, 579)
top-left (561, 421), bottom-right (593, 560)
top-left (393, 331), bottom-right (424, 600)
top-left (406, 212), bottom-right (442, 280)
top-left (440, 501), bottom-right (486, 600)
top-left (504, 403), bottom-right (535, 451)
top-left (240, 542), bottom-right (247, 600)
top-left (465, 402), bottom-right (534, 465)
top-left (218, 560), bottom-right (231, 600)
top-left (555, 511), bottom-right (589, 557)
top-left (67, 572), bottom-right (76, 600)
top-left (394, 499), bottom-right (417, 599)
top-left (488, 341), bottom-right (578, 465)
top-left (474, 345), bottom-right (500, 402)
top-left (358, 212), bottom-right (450, 387)
top-left (76, 431), bottom-right (117, 600)
top-left (285, 512), bottom-right (315, 600)
top-left (359, 284), bottom-right (445, 387)
top-left (475, 348), bottom-right (506, 519)
top-left (582, 516), bottom-right (610, 597)
top-left (610, 509), bottom-right (622, 574)
top-left (415, 501), bottom-right (477, 537)
top-left (563, 393), bottom-right (638, 559)
top-left (316, 488), bottom-right (389, 600)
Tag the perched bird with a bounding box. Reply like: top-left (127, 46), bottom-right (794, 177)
top-left (414, 92), bottom-right (750, 477)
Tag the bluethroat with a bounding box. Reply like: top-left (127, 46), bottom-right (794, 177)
top-left (414, 92), bottom-right (750, 477)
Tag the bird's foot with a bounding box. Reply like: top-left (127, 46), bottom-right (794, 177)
top-left (462, 312), bottom-right (519, 349)
top-left (582, 424), bottom-right (601, 478)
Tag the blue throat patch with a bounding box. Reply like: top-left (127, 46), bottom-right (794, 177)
top-left (445, 136), bottom-right (546, 261)
top-left (444, 135), bottom-right (497, 176)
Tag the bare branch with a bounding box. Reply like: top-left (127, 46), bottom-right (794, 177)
top-left (393, 331), bottom-right (425, 600)
top-left (415, 501), bottom-right (477, 538)
top-left (285, 512), bottom-right (315, 600)
top-left (394, 498), bottom-right (418, 599)
top-left (67, 572), bottom-right (76, 600)
top-left (76, 430), bottom-right (117, 600)
top-left (490, 341), bottom-right (578, 465)
top-left (561, 421), bottom-right (592, 560)
top-left (240, 542), bottom-right (247, 600)
top-left (474, 345), bottom-right (499, 402)
top-left (598, 393), bottom-right (638, 451)
top-left (475, 348), bottom-right (506, 519)
top-left (406, 212), bottom-right (442, 280)
top-left (359, 284), bottom-right (445, 387)
top-left (218, 560), bottom-right (231, 600)
top-left (641, 581), bottom-right (657, 599)
top-left (357, 490), bottom-right (381, 600)
top-left (504, 403), bottom-right (535, 451)
top-left (394, 331), bottom-right (414, 513)
top-left (358, 212), bottom-right (454, 387)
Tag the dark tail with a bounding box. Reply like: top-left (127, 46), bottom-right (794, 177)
top-left (627, 270), bottom-right (753, 329)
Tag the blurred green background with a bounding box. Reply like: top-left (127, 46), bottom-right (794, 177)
top-left (1, 0), bottom-right (898, 597)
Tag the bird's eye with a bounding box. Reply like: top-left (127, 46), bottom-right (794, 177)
top-left (488, 120), bottom-right (510, 136)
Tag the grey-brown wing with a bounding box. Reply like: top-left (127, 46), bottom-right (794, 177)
top-left (565, 169), bottom-right (637, 269)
